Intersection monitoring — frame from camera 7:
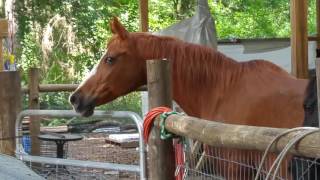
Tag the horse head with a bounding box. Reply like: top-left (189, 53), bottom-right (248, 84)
top-left (70, 18), bottom-right (146, 116)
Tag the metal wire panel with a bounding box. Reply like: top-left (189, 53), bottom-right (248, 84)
top-left (26, 163), bottom-right (139, 180)
top-left (23, 132), bottom-right (140, 180)
top-left (176, 140), bottom-right (320, 180)
top-left (16, 110), bottom-right (145, 179)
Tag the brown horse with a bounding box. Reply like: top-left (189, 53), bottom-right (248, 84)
top-left (70, 18), bottom-right (308, 179)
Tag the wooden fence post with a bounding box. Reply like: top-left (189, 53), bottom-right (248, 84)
top-left (146, 60), bottom-right (175, 180)
top-left (0, 19), bottom-right (8, 71)
top-left (0, 71), bottom-right (21, 155)
top-left (29, 68), bottom-right (40, 155)
top-left (290, 0), bottom-right (309, 79)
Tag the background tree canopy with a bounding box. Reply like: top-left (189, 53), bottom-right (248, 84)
top-left (14, 0), bottom-right (317, 115)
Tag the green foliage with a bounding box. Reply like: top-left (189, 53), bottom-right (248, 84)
top-left (15, 0), bottom-right (142, 116)
top-left (15, 0), bottom-right (317, 125)
top-left (210, 0), bottom-right (316, 39)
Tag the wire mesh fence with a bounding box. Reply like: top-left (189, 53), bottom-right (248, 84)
top-left (20, 115), bottom-right (141, 180)
top-left (175, 139), bottom-right (320, 180)
top-left (26, 162), bottom-right (139, 180)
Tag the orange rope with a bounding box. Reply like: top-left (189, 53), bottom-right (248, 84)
top-left (143, 107), bottom-right (172, 143)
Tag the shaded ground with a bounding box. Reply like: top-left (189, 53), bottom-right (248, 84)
top-left (31, 133), bottom-right (139, 180)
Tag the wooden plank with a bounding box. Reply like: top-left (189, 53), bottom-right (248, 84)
top-left (40, 126), bottom-right (68, 133)
top-left (317, 0), bottom-right (320, 47)
top-left (21, 84), bottom-right (148, 93)
top-left (104, 136), bottom-right (139, 148)
top-left (0, 40), bottom-right (2, 71)
top-left (0, 71), bottom-right (21, 155)
top-left (290, 0), bottom-right (309, 78)
top-left (147, 60), bottom-right (175, 180)
top-left (0, 19), bottom-right (8, 71)
top-left (139, 0), bottom-right (148, 32)
top-left (160, 114), bottom-right (320, 158)
top-left (0, 19), bottom-right (8, 37)
top-left (316, 59), bottom-right (320, 128)
top-left (317, 0), bottom-right (320, 57)
top-left (28, 68), bottom-right (40, 156)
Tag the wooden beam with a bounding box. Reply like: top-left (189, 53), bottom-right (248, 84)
top-left (28, 68), bottom-right (40, 156)
top-left (147, 60), bottom-right (175, 180)
top-left (0, 19), bottom-right (8, 37)
top-left (139, 0), bottom-right (148, 32)
top-left (21, 84), bottom-right (148, 93)
top-left (0, 71), bottom-right (21, 155)
top-left (316, 59), bottom-right (320, 127)
top-left (0, 19), bottom-right (7, 71)
top-left (290, 0), bottom-right (309, 79)
top-left (160, 114), bottom-right (320, 158)
top-left (317, 0), bottom-right (320, 57)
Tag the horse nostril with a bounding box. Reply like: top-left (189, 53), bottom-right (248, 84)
top-left (69, 93), bottom-right (78, 105)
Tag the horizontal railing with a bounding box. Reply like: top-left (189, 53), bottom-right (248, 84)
top-left (158, 114), bottom-right (320, 158)
top-left (15, 110), bottom-right (146, 180)
top-left (21, 84), bottom-right (147, 93)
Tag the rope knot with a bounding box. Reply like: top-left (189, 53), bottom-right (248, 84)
top-left (143, 107), bottom-right (179, 143)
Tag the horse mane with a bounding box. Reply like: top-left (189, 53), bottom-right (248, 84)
top-left (132, 33), bottom-right (288, 89)
top-left (304, 73), bottom-right (317, 108)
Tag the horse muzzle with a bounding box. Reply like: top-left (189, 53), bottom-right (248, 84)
top-left (69, 91), bottom-right (96, 117)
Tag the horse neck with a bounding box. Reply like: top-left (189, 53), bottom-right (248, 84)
top-left (134, 33), bottom-right (242, 116)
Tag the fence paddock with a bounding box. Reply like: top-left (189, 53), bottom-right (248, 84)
top-left (157, 114), bottom-right (320, 158)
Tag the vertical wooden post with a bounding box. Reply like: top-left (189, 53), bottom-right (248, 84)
top-left (147, 60), bottom-right (175, 180)
top-left (0, 19), bottom-right (8, 71)
top-left (28, 68), bottom-right (40, 155)
top-left (139, 0), bottom-right (148, 32)
top-left (316, 60), bottom-right (320, 127)
top-left (290, 0), bottom-right (309, 79)
top-left (317, 0), bottom-right (320, 56)
top-left (316, 0), bottom-right (320, 127)
top-left (0, 71), bottom-right (21, 155)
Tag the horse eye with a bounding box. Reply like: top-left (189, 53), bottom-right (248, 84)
top-left (105, 57), bottom-right (114, 65)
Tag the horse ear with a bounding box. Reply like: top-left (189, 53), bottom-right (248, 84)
top-left (110, 17), bottom-right (129, 40)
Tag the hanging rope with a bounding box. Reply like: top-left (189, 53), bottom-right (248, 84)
top-left (160, 111), bottom-right (179, 139)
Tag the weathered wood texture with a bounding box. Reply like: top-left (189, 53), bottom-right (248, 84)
top-left (0, 71), bottom-right (21, 155)
top-left (139, 0), bottom-right (148, 32)
top-left (317, 0), bottom-right (320, 49)
top-left (22, 84), bottom-right (147, 93)
top-left (316, 59), bottom-right (320, 126)
top-left (290, 0), bottom-right (309, 78)
top-left (0, 19), bottom-right (8, 37)
top-left (160, 114), bottom-right (320, 158)
top-left (0, 19), bottom-right (7, 71)
top-left (28, 68), bottom-right (40, 155)
top-left (147, 60), bottom-right (175, 180)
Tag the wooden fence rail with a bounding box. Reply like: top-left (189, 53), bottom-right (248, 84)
top-left (22, 84), bottom-right (147, 93)
top-left (157, 114), bottom-right (320, 158)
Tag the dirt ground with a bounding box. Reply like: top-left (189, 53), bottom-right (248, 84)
top-left (34, 133), bottom-right (140, 179)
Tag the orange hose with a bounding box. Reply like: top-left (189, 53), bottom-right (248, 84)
top-left (143, 107), bottom-right (172, 143)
